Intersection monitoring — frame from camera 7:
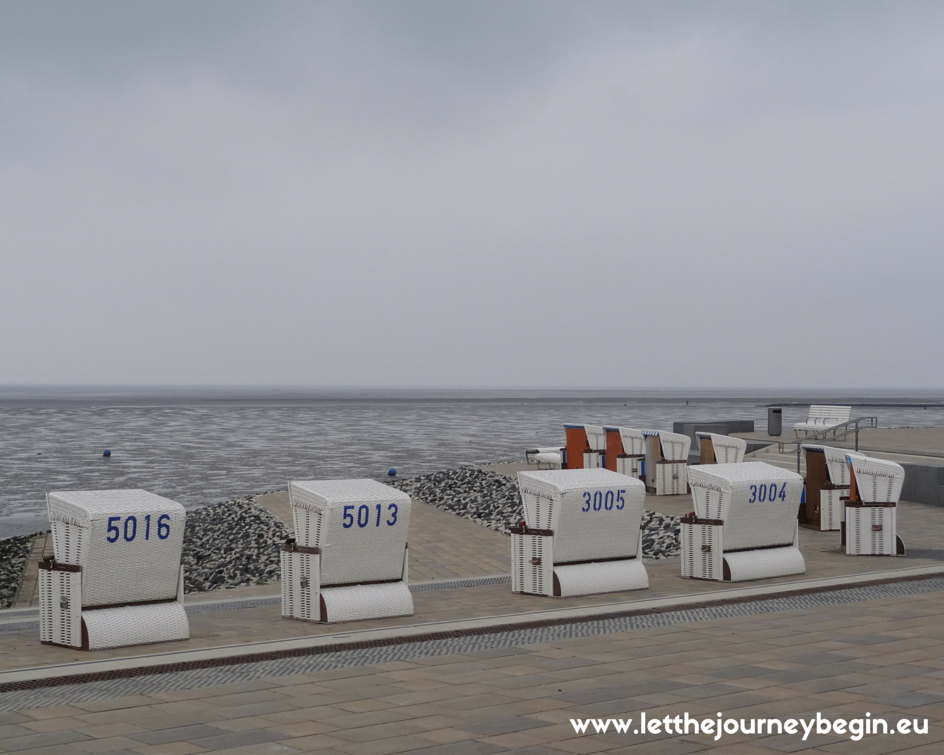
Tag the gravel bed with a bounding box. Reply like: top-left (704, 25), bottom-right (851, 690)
top-left (388, 466), bottom-right (680, 559)
top-left (0, 533), bottom-right (39, 609)
top-left (182, 496), bottom-right (288, 593)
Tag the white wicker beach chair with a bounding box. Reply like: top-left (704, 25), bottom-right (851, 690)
top-left (642, 430), bottom-right (691, 495)
top-left (602, 427), bottom-right (645, 479)
top-left (512, 469), bottom-right (648, 598)
top-left (801, 445), bottom-right (856, 531)
top-left (282, 479), bottom-right (413, 623)
top-left (841, 455), bottom-right (906, 556)
top-left (562, 424), bottom-right (606, 469)
top-left (681, 462), bottom-right (805, 582)
top-left (39, 489), bottom-right (189, 651)
top-left (696, 433), bottom-right (747, 465)
top-left (793, 405), bottom-right (852, 437)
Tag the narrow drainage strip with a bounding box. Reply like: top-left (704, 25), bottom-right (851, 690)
top-left (1, 572), bottom-right (943, 710)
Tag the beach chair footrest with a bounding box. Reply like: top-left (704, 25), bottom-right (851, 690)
top-left (552, 559), bottom-right (648, 597)
top-left (319, 582), bottom-right (413, 624)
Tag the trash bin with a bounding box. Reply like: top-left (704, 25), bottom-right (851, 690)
top-left (768, 407), bottom-right (782, 436)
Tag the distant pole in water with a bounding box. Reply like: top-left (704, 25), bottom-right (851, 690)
top-left (103, 450), bottom-right (111, 457)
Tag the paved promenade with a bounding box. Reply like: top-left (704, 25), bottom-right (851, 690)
top-left (3, 450), bottom-right (944, 753)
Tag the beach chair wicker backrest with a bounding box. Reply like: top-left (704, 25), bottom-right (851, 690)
top-left (583, 425), bottom-right (607, 452)
top-left (849, 456), bottom-right (905, 503)
top-left (688, 463), bottom-right (803, 551)
top-left (708, 434), bottom-right (746, 464)
top-left (289, 480), bottom-right (411, 586)
top-left (821, 446), bottom-right (854, 486)
top-left (618, 428), bottom-right (646, 456)
top-left (518, 469), bottom-right (645, 564)
top-left (46, 490), bottom-right (186, 608)
top-left (658, 431), bottom-right (692, 462)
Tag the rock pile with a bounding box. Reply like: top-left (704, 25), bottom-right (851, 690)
top-left (0, 533), bottom-right (38, 609)
top-left (388, 467), bottom-right (680, 559)
top-left (182, 496), bottom-right (288, 593)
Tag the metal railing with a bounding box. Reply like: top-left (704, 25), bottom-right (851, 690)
top-left (777, 416), bottom-right (879, 472)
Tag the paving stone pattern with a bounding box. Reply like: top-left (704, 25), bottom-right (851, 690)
top-left (4, 583), bottom-right (944, 752)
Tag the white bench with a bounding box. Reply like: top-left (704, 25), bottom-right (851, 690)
top-left (842, 455), bottom-right (906, 556)
top-left (40, 489), bottom-right (189, 651)
top-left (512, 469), bottom-right (648, 597)
top-left (525, 447), bottom-right (563, 469)
top-left (794, 405), bottom-right (852, 436)
top-left (681, 462), bottom-right (805, 582)
top-left (696, 433), bottom-right (746, 465)
top-left (282, 479), bottom-right (413, 623)
top-left (642, 430), bottom-right (691, 495)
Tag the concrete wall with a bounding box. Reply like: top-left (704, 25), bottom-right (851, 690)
top-left (900, 463), bottom-right (944, 507)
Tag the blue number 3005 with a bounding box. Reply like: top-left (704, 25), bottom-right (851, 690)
top-left (106, 514), bottom-right (171, 543)
top-left (581, 489), bottom-right (626, 512)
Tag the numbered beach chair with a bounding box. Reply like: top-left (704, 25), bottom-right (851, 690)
top-left (603, 426), bottom-right (646, 479)
top-left (801, 444), bottom-right (855, 530)
top-left (681, 462), bottom-right (805, 581)
top-left (282, 479), bottom-right (413, 623)
top-left (562, 424), bottom-right (606, 469)
top-left (696, 433), bottom-right (746, 465)
top-left (642, 430), bottom-right (691, 495)
top-left (512, 469), bottom-right (648, 597)
top-left (841, 455), bottom-right (906, 556)
top-left (40, 489), bottom-right (189, 651)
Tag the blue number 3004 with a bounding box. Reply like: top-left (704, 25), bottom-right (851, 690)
top-left (106, 514), bottom-right (171, 543)
top-left (748, 483), bottom-right (788, 504)
top-left (581, 489), bottom-right (626, 512)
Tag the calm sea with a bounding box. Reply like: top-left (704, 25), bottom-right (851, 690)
top-left (2, 387), bottom-right (942, 539)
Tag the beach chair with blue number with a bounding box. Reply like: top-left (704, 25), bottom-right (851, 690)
top-left (40, 489), bottom-right (189, 650)
top-left (281, 479), bottom-right (413, 623)
top-left (681, 462), bottom-right (806, 581)
top-left (511, 469), bottom-right (648, 598)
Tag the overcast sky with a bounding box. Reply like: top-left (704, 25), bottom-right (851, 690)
top-left (1, 1), bottom-right (942, 389)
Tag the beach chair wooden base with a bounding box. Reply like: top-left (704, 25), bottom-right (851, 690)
top-left (511, 529), bottom-right (647, 598)
top-left (841, 503), bottom-right (905, 556)
top-left (681, 519), bottom-right (805, 582)
top-left (40, 563), bottom-right (189, 650)
top-left (281, 542), bottom-right (413, 623)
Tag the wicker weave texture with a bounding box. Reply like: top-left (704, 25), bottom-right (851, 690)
top-left (584, 425), bottom-right (606, 451)
top-left (655, 463), bottom-right (688, 496)
top-left (707, 434), bottom-right (746, 464)
top-left (517, 470), bottom-right (645, 563)
top-left (618, 428), bottom-right (646, 456)
top-left (511, 533), bottom-right (553, 596)
top-left (46, 490), bottom-right (185, 608)
top-left (582, 451), bottom-right (604, 469)
top-left (289, 480), bottom-right (411, 586)
top-left (553, 560), bottom-right (648, 597)
top-left (39, 569), bottom-right (81, 647)
top-left (320, 582), bottom-right (413, 623)
top-left (723, 546), bottom-right (806, 582)
top-left (849, 456), bottom-right (905, 503)
top-left (820, 489), bottom-right (844, 531)
top-left (657, 431), bottom-right (692, 462)
top-left (845, 506), bottom-right (899, 556)
top-left (83, 602), bottom-right (189, 651)
top-left (616, 456), bottom-right (642, 478)
top-left (280, 550), bottom-right (318, 621)
top-left (680, 522), bottom-right (722, 580)
top-left (688, 463), bottom-right (802, 552)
